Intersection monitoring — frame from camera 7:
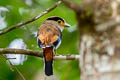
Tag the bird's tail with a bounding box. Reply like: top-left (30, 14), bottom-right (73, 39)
top-left (43, 47), bottom-right (53, 76)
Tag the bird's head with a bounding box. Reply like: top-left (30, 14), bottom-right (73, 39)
top-left (45, 16), bottom-right (70, 31)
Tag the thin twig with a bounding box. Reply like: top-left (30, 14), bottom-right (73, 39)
top-left (13, 66), bottom-right (26, 80)
top-left (2, 54), bottom-right (26, 80)
top-left (0, 48), bottom-right (80, 60)
top-left (1, 54), bottom-right (14, 71)
top-left (0, 1), bottom-right (61, 35)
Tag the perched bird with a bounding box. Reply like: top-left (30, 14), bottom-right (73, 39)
top-left (37, 16), bottom-right (70, 76)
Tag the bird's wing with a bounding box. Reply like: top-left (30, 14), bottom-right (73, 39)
top-left (38, 24), bottom-right (61, 47)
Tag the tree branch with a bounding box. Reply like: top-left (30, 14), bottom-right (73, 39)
top-left (0, 48), bottom-right (43, 57)
top-left (96, 19), bottom-right (120, 32)
top-left (0, 1), bottom-right (61, 35)
top-left (0, 48), bottom-right (80, 60)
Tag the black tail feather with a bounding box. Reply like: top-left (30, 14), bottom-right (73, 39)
top-left (45, 60), bottom-right (53, 76)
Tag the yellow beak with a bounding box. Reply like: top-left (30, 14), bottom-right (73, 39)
top-left (64, 23), bottom-right (70, 27)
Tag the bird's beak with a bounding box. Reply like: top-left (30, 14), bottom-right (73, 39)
top-left (64, 23), bottom-right (70, 27)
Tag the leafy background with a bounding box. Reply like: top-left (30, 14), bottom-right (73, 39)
top-left (0, 0), bottom-right (80, 80)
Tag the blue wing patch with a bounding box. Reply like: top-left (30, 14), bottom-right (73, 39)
top-left (37, 38), bottom-right (45, 48)
top-left (38, 38), bottom-right (41, 47)
top-left (53, 36), bottom-right (61, 49)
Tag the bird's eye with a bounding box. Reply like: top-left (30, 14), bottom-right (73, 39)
top-left (57, 20), bottom-right (63, 25)
top-left (57, 20), bottom-right (61, 23)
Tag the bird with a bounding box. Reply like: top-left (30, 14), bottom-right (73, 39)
top-left (37, 16), bottom-right (70, 76)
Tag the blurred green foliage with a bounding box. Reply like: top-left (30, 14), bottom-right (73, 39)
top-left (0, 0), bottom-right (80, 80)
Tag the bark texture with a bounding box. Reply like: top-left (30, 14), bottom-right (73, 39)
top-left (78, 0), bottom-right (120, 80)
top-left (63, 0), bottom-right (120, 80)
